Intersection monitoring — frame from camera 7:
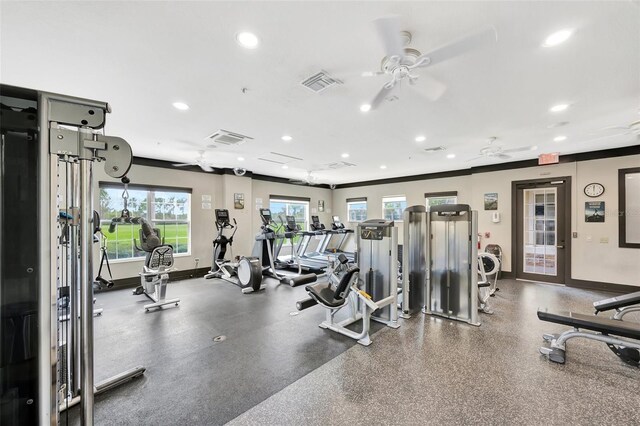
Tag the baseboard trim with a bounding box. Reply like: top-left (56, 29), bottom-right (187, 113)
top-left (568, 279), bottom-right (639, 294)
top-left (97, 266), bottom-right (211, 292)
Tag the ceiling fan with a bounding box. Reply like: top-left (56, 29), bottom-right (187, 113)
top-left (364, 16), bottom-right (498, 110)
top-left (468, 137), bottom-right (536, 162)
top-left (289, 170), bottom-right (322, 186)
top-left (172, 150), bottom-right (217, 172)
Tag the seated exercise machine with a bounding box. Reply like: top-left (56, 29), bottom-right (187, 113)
top-left (297, 220), bottom-right (400, 346)
top-left (538, 291), bottom-right (640, 366)
top-left (204, 209), bottom-right (263, 293)
top-left (484, 244), bottom-right (503, 295)
top-left (252, 208), bottom-right (317, 287)
top-left (477, 252), bottom-right (500, 315)
top-left (130, 217), bottom-right (181, 311)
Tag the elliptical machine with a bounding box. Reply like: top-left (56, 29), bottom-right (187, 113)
top-left (204, 209), bottom-right (263, 293)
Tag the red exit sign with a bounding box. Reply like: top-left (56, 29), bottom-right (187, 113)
top-left (538, 152), bottom-right (560, 165)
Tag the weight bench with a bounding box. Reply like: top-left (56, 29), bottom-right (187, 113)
top-left (594, 290), bottom-right (640, 320)
top-left (538, 308), bottom-right (640, 366)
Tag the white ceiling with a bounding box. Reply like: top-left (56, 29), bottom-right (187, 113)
top-left (1, 1), bottom-right (639, 184)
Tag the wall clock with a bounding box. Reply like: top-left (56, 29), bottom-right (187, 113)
top-left (584, 182), bottom-right (604, 197)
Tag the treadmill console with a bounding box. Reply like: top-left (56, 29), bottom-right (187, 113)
top-left (332, 215), bottom-right (345, 230)
top-left (311, 215), bottom-right (324, 231)
top-left (285, 215), bottom-right (298, 232)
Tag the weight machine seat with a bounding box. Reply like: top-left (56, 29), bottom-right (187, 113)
top-left (305, 266), bottom-right (360, 308)
top-left (537, 309), bottom-right (640, 340)
top-left (593, 291), bottom-right (640, 313)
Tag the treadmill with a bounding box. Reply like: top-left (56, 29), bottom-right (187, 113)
top-left (274, 215), bottom-right (325, 275)
top-left (318, 216), bottom-right (355, 261)
top-left (296, 216), bottom-right (333, 268)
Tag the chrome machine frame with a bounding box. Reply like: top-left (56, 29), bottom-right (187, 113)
top-left (423, 204), bottom-right (480, 326)
top-left (400, 205), bottom-right (428, 318)
top-left (356, 219), bottom-right (400, 329)
top-left (37, 90), bottom-right (139, 425)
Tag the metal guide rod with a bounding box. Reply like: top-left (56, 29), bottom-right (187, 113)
top-left (79, 151), bottom-right (95, 425)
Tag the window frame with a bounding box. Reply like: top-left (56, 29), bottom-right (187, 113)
top-left (425, 191), bottom-right (458, 212)
top-left (98, 182), bottom-right (192, 263)
top-left (269, 195), bottom-right (310, 246)
top-left (346, 197), bottom-right (367, 223)
top-left (619, 167), bottom-right (640, 248)
top-left (382, 195), bottom-right (407, 222)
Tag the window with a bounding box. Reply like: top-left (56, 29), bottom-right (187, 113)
top-left (382, 196), bottom-right (406, 221)
top-left (269, 196), bottom-right (309, 244)
top-left (425, 191), bottom-right (458, 211)
top-left (99, 183), bottom-right (191, 260)
top-left (619, 167), bottom-right (640, 248)
top-left (347, 197), bottom-right (367, 222)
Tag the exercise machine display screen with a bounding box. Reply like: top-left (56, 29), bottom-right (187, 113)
top-left (286, 215), bottom-right (297, 230)
top-left (260, 208), bottom-right (272, 224)
top-left (216, 209), bottom-right (229, 220)
top-left (332, 216), bottom-right (344, 228)
top-left (311, 216), bottom-right (320, 226)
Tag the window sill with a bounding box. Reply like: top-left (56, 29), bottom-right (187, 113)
top-left (109, 252), bottom-right (192, 264)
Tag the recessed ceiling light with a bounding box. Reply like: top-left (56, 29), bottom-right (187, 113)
top-left (550, 103), bottom-right (570, 113)
top-left (281, 135), bottom-right (292, 142)
top-left (236, 32), bottom-right (259, 49)
top-left (531, 146), bottom-right (539, 151)
top-left (543, 29), bottom-right (573, 47)
top-left (415, 135), bottom-right (426, 142)
top-left (360, 104), bottom-right (371, 113)
top-left (172, 102), bottom-right (189, 111)
top-left (237, 157), bottom-right (245, 161)
top-left (446, 154), bottom-right (456, 159)
top-left (553, 135), bottom-right (567, 142)
top-left (341, 153), bottom-right (350, 158)
top-left (282, 165), bottom-right (288, 169)
top-left (379, 165), bottom-right (387, 169)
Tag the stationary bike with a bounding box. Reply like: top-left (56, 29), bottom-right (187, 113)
top-left (204, 209), bottom-right (263, 293)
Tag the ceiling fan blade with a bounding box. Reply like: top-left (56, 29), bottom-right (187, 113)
top-left (415, 73), bottom-right (447, 101)
top-left (361, 71), bottom-right (386, 77)
top-left (370, 82), bottom-right (398, 110)
top-left (373, 16), bottom-right (404, 59)
top-left (415, 26), bottom-right (497, 69)
top-left (502, 146), bottom-right (532, 154)
top-left (172, 163), bottom-right (196, 167)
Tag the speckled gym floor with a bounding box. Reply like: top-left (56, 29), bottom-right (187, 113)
top-left (74, 278), bottom-right (639, 425)
top-left (229, 279), bottom-right (640, 425)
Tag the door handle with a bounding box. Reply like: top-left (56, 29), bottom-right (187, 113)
top-left (556, 245), bottom-right (564, 249)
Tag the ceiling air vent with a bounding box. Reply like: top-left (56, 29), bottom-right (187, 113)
top-left (423, 146), bottom-right (446, 153)
top-left (206, 129), bottom-right (253, 146)
top-left (324, 161), bottom-right (356, 170)
top-left (301, 70), bottom-right (343, 93)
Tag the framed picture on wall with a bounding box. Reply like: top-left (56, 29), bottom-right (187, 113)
top-left (318, 200), bottom-right (325, 212)
top-left (484, 193), bottom-right (498, 210)
top-left (585, 201), bottom-right (605, 223)
top-left (234, 193), bottom-right (245, 209)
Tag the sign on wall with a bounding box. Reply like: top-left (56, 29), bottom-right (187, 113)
top-left (234, 193), bottom-right (245, 209)
top-left (484, 193), bottom-right (498, 210)
top-left (585, 201), bottom-right (605, 223)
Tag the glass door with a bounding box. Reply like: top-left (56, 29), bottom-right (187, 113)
top-left (515, 179), bottom-right (568, 284)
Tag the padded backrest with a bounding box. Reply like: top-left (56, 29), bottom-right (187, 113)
top-left (147, 245), bottom-right (174, 269)
top-left (332, 266), bottom-right (360, 301)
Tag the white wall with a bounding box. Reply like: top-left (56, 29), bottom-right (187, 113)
top-left (333, 155), bottom-right (640, 287)
top-left (93, 165), bottom-right (332, 279)
top-left (93, 164), bottom-right (222, 280)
